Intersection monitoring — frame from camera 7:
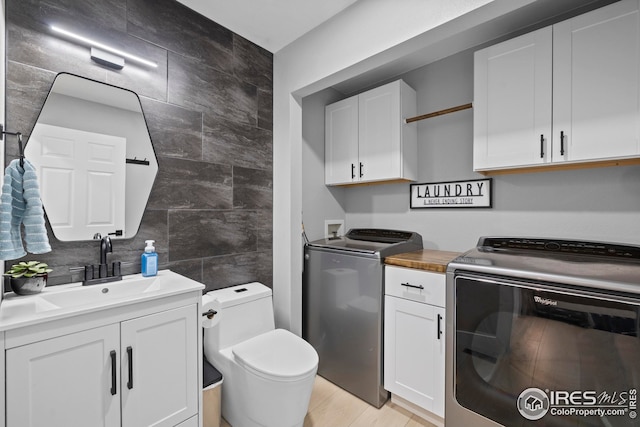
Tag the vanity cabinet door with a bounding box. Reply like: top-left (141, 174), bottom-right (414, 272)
top-left (120, 304), bottom-right (199, 427)
top-left (6, 324), bottom-right (121, 427)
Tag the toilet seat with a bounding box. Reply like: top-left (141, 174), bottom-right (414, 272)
top-left (232, 329), bottom-right (318, 382)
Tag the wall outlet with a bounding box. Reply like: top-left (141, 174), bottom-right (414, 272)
top-left (324, 220), bottom-right (345, 239)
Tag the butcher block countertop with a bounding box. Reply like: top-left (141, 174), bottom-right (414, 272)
top-left (385, 249), bottom-right (462, 273)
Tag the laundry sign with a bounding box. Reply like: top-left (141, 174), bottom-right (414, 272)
top-left (410, 178), bottom-right (492, 209)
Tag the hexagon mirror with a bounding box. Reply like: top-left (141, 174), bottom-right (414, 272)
top-left (24, 73), bottom-right (158, 241)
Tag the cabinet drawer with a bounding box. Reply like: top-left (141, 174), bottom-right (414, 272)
top-left (385, 266), bottom-right (445, 307)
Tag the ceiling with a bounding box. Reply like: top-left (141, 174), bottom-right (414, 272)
top-left (175, 0), bottom-right (359, 53)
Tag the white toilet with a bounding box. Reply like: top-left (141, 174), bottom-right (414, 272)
top-left (202, 282), bottom-right (319, 427)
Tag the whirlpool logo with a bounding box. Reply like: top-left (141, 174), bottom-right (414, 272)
top-left (534, 295), bottom-right (558, 306)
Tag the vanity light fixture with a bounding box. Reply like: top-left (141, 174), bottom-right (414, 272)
top-left (50, 25), bottom-right (158, 69)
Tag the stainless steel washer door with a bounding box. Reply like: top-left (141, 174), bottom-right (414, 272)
top-left (447, 272), bottom-right (640, 427)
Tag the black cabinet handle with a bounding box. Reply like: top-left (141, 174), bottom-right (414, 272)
top-left (351, 163), bottom-right (355, 179)
top-left (437, 314), bottom-right (442, 340)
top-left (127, 346), bottom-right (133, 390)
top-left (560, 131), bottom-right (565, 156)
top-left (540, 134), bottom-right (544, 158)
top-left (359, 162), bottom-right (364, 178)
top-left (110, 350), bottom-right (117, 395)
top-left (401, 282), bottom-right (424, 290)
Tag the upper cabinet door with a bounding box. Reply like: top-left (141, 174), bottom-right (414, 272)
top-left (358, 81), bottom-right (403, 182)
top-left (474, 27), bottom-right (553, 170)
top-left (553, 0), bottom-right (640, 163)
top-left (357, 80), bottom-right (417, 183)
top-left (325, 96), bottom-right (359, 185)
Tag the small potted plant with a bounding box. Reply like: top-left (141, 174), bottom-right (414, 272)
top-left (4, 261), bottom-right (53, 295)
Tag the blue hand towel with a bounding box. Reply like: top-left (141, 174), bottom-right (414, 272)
top-left (0, 159), bottom-right (51, 260)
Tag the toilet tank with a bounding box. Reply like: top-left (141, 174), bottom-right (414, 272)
top-left (205, 282), bottom-right (276, 350)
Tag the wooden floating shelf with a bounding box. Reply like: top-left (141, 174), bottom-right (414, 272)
top-left (330, 178), bottom-right (414, 188)
top-left (477, 157), bottom-right (640, 176)
top-left (405, 102), bottom-right (473, 124)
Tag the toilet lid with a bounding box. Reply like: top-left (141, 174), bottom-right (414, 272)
top-left (232, 329), bottom-right (319, 382)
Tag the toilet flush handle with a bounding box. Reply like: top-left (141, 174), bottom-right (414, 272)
top-left (203, 309), bottom-right (217, 319)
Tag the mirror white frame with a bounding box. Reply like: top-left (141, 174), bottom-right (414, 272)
top-left (25, 73), bottom-right (158, 241)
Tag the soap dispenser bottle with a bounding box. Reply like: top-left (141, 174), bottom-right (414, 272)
top-left (141, 240), bottom-right (158, 277)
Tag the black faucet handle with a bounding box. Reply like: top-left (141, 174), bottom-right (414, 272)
top-left (84, 265), bottom-right (94, 281)
top-left (112, 261), bottom-right (121, 277)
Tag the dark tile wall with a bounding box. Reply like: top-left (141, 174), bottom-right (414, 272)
top-left (4, 0), bottom-right (273, 292)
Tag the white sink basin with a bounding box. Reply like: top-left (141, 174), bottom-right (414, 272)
top-left (0, 270), bottom-right (204, 330)
top-left (39, 275), bottom-right (162, 308)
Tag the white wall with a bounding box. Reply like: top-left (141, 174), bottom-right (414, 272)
top-left (344, 50), bottom-right (640, 251)
top-left (301, 88), bottom-right (347, 242)
top-left (273, 0), bottom-right (565, 334)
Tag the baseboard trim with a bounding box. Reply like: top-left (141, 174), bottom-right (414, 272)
top-left (390, 394), bottom-right (444, 427)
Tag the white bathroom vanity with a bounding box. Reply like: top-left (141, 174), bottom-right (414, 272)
top-left (0, 270), bottom-right (204, 427)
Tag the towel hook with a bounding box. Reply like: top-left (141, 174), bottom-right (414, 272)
top-left (0, 124), bottom-right (27, 168)
top-left (17, 133), bottom-right (24, 168)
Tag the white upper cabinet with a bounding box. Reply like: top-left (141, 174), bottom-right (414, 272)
top-left (553, 0), bottom-right (640, 163)
top-left (325, 80), bottom-right (417, 186)
top-left (325, 96), bottom-right (359, 185)
top-left (474, 27), bottom-right (552, 170)
top-left (474, 0), bottom-right (640, 172)
top-left (358, 83), bottom-right (405, 182)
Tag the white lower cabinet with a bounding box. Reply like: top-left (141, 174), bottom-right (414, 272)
top-left (7, 324), bottom-right (121, 426)
top-left (5, 303), bottom-right (199, 427)
top-left (121, 306), bottom-right (198, 427)
top-left (384, 266), bottom-right (445, 420)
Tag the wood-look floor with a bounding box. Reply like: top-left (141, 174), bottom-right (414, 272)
top-left (221, 375), bottom-right (438, 427)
